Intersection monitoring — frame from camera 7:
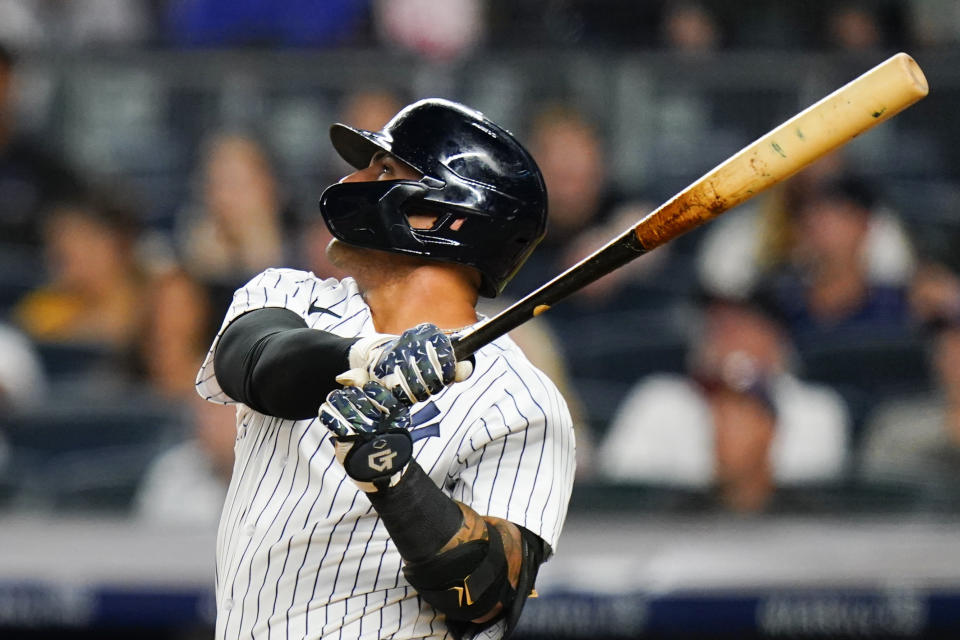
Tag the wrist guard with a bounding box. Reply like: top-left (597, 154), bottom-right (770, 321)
top-left (333, 428), bottom-right (413, 492)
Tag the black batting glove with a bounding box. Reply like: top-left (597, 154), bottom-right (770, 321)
top-left (372, 323), bottom-right (468, 404)
top-left (339, 323), bottom-right (473, 406)
top-left (319, 382), bottom-right (414, 493)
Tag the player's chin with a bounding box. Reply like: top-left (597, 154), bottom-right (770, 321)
top-left (327, 238), bottom-right (419, 273)
top-left (326, 237), bottom-right (366, 270)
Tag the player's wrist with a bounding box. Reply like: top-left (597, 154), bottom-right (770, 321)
top-left (366, 461), bottom-right (465, 563)
top-left (332, 432), bottom-right (411, 493)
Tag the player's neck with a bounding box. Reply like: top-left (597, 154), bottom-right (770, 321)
top-left (363, 265), bottom-right (479, 335)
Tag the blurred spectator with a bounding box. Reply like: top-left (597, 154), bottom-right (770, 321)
top-left (505, 104), bottom-right (662, 306)
top-left (339, 87), bottom-right (405, 132)
top-left (0, 321), bottom-right (47, 410)
top-left (702, 2), bottom-right (806, 50)
top-left (373, 0), bottom-right (483, 61)
top-left (164, 0), bottom-right (371, 48)
top-left (486, 0), bottom-right (659, 49)
top-left (128, 267), bottom-right (215, 400)
top-left (908, 262), bottom-right (960, 325)
top-left (821, 1), bottom-right (909, 51)
top-left (0, 42), bottom-right (84, 247)
top-left (527, 104), bottom-right (608, 250)
top-left (826, 3), bottom-right (884, 50)
top-left (697, 155), bottom-right (915, 303)
top-left (559, 201), bottom-right (670, 307)
top-left (505, 104), bottom-right (678, 437)
top-left (753, 172), bottom-right (914, 351)
top-left (321, 88), bottom-right (405, 184)
top-left (13, 194), bottom-right (145, 350)
top-left (909, 0), bottom-right (960, 47)
top-left (599, 295), bottom-right (850, 514)
top-left (712, 1), bottom-right (905, 51)
top-left (660, 1), bottom-right (721, 53)
top-left (859, 265), bottom-right (960, 493)
top-left (176, 132), bottom-right (298, 312)
top-left (0, 0), bottom-right (153, 50)
top-left (134, 393), bottom-right (235, 526)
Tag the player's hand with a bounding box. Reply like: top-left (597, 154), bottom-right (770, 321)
top-left (319, 381), bottom-right (414, 492)
top-left (338, 323), bottom-right (473, 405)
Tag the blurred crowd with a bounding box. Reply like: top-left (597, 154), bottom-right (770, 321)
top-left (0, 1), bottom-right (959, 54)
top-left (0, 0), bottom-right (959, 525)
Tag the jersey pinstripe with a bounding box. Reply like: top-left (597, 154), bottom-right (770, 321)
top-left (196, 268), bottom-right (576, 640)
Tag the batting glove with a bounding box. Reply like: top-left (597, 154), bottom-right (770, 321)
top-left (319, 382), bottom-right (414, 493)
top-left (337, 323), bottom-right (473, 405)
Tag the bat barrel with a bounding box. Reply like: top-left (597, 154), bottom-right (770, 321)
top-left (633, 52), bottom-right (929, 253)
top-left (453, 52), bottom-right (929, 361)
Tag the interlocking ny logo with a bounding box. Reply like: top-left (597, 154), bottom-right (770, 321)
top-left (368, 447), bottom-right (398, 472)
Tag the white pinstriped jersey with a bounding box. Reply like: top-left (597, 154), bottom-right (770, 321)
top-left (196, 268), bottom-right (576, 640)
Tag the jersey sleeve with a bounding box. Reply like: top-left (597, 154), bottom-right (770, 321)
top-left (448, 358), bottom-right (576, 555)
top-left (195, 268), bottom-right (332, 403)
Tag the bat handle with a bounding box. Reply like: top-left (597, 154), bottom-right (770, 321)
top-left (452, 228), bottom-right (648, 361)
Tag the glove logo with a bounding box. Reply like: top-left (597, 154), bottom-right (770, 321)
top-left (368, 447), bottom-right (398, 472)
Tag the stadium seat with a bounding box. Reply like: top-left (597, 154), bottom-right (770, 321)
top-left (0, 389), bottom-right (185, 511)
top-left (0, 245), bottom-right (45, 317)
top-left (552, 306), bottom-right (691, 383)
top-left (33, 341), bottom-right (117, 381)
top-left (799, 334), bottom-right (931, 398)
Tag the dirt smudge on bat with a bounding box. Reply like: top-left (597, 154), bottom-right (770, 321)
top-left (750, 156), bottom-right (772, 178)
top-left (771, 142), bottom-right (787, 158)
top-left (872, 107), bottom-right (887, 118)
top-left (795, 128), bottom-right (805, 139)
top-left (634, 181), bottom-right (729, 251)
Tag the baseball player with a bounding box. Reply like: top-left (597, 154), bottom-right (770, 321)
top-left (196, 99), bottom-right (576, 639)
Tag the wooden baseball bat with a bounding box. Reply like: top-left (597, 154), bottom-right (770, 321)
top-left (452, 52), bottom-right (928, 360)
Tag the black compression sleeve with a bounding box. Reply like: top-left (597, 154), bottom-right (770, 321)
top-left (366, 461), bottom-right (465, 563)
top-left (213, 307), bottom-right (359, 419)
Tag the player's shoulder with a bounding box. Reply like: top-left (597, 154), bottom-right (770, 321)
top-left (237, 268), bottom-right (359, 303)
top-left (241, 267), bottom-right (339, 291)
top-left (220, 268), bottom-right (363, 326)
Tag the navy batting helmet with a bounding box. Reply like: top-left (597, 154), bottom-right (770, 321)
top-left (319, 98), bottom-right (548, 298)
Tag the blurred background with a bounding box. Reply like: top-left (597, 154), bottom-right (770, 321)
top-left (0, 0), bottom-right (959, 638)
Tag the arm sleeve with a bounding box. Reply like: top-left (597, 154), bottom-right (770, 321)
top-left (213, 307), bottom-right (358, 420)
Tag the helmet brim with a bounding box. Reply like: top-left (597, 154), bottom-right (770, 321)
top-left (330, 123), bottom-right (392, 171)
